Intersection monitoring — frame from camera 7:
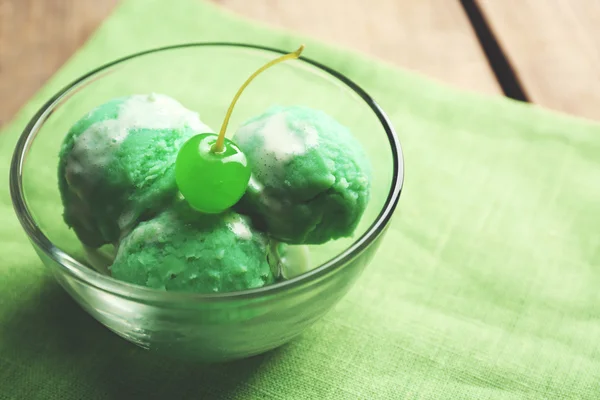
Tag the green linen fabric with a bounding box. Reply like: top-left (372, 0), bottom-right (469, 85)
top-left (1, 0), bottom-right (599, 398)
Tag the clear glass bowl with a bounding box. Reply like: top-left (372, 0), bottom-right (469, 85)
top-left (10, 43), bottom-right (403, 362)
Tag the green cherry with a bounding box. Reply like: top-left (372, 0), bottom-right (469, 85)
top-left (175, 133), bottom-right (251, 213)
top-left (176, 44), bottom-right (305, 213)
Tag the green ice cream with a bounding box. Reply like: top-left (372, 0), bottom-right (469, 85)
top-left (233, 106), bottom-right (371, 244)
top-left (110, 200), bottom-right (275, 293)
top-left (58, 94), bottom-right (211, 247)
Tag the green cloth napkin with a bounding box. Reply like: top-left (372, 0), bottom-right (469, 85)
top-left (2, 0), bottom-right (600, 398)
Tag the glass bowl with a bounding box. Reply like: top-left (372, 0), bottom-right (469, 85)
top-left (10, 43), bottom-right (403, 363)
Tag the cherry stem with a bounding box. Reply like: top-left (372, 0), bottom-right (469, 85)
top-left (211, 44), bottom-right (305, 153)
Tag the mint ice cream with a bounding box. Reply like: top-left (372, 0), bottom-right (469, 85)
top-left (58, 95), bottom-right (368, 294)
top-left (234, 106), bottom-right (371, 244)
top-left (110, 200), bottom-right (275, 293)
top-left (58, 94), bottom-right (211, 247)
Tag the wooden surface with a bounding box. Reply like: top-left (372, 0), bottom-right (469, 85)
top-left (0, 0), bottom-right (119, 126)
top-left (0, 0), bottom-right (499, 127)
top-left (0, 0), bottom-right (599, 126)
top-left (215, 0), bottom-right (501, 95)
top-left (477, 0), bottom-right (600, 121)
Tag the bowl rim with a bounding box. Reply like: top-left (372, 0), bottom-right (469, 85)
top-left (10, 42), bottom-right (404, 303)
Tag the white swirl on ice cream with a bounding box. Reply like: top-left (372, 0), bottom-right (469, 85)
top-left (224, 213), bottom-right (253, 240)
top-left (64, 94), bottom-right (212, 233)
top-left (67, 94), bottom-right (210, 176)
top-left (234, 111), bottom-right (318, 187)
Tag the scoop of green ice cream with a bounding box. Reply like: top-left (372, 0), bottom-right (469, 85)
top-left (233, 106), bottom-right (371, 244)
top-left (110, 200), bottom-right (275, 293)
top-left (58, 94), bottom-right (211, 247)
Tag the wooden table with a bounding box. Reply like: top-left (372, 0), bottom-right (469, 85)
top-left (1, 0), bottom-right (599, 127)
